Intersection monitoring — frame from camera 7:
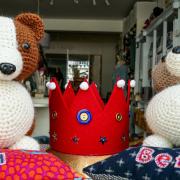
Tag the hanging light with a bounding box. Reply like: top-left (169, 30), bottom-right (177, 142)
top-left (92, 0), bottom-right (96, 6)
top-left (49, 0), bottom-right (54, 6)
top-left (105, 0), bottom-right (110, 6)
top-left (74, 0), bottom-right (79, 4)
top-left (37, 0), bottom-right (50, 48)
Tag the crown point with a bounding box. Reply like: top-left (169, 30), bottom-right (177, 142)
top-left (117, 80), bottom-right (125, 88)
top-left (130, 80), bottom-right (136, 88)
top-left (80, 82), bottom-right (89, 91)
top-left (46, 82), bottom-right (56, 90)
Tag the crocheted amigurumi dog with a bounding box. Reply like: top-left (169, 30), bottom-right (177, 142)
top-left (152, 46), bottom-right (180, 92)
top-left (143, 84), bottom-right (180, 148)
top-left (0, 13), bottom-right (44, 150)
top-left (143, 47), bottom-right (180, 148)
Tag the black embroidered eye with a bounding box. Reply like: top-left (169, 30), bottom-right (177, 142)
top-left (22, 42), bottom-right (30, 50)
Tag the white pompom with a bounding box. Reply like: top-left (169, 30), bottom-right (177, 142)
top-left (46, 82), bottom-right (50, 87)
top-left (49, 83), bottom-right (56, 90)
top-left (80, 82), bottom-right (89, 90)
top-left (64, 83), bottom-right (68, 89)
top-left (46, 82), bottom-right (56, 90)
top-left (117, 80), bottom-right (125, 88)
top-left (130, 80), bottom-right (136, 88)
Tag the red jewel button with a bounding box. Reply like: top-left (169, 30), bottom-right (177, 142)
top-left (52, 111), bottom-right (57, 119)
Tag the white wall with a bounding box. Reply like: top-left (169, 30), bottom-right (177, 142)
top-left (158, 0), bottom-right (166, 8)
top-left (123, 2), bottom-right (156, 35)
top-left (136, 2), bottom-right (156, 35)
top-left (32, 98), bottom-right (49, 137)
top-left (43, 18), bottom-right (123, 33)
top-left (45, 33), bottom-right (118, 98)
top-left (92, 55), bottom-right (101, 89)
top-left (33, 107), bottom-right (49, 137)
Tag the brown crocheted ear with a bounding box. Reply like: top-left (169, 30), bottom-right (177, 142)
top-left (15, 13), bottom-right (44, 41)
top-left (26, 119), bottom-right (35, 136)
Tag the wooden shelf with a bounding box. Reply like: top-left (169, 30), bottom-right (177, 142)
top-left (137, 5), bottom-right (175, 41)
top-left (135, 1), bottom-right (180, 93)
top-left (144, 6), bottom-right (174, 36)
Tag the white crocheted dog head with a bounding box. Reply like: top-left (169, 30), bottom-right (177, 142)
top-left (152, 47), bottom-right (180, 92)
top-left (166, 47), bottom-right (180, 77)
top-left (145, 84), bottom-right (180, 146)
top-left (0, 13), bottom-right (44, 149)
top-left (0, 13), bottom-right (44, 81)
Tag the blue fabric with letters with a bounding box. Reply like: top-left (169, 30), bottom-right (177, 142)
top-left (83, 146), bottom-right (180, 180)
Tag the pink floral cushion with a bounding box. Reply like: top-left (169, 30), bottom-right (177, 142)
top-left (0, 149), bottom-right (83, 179)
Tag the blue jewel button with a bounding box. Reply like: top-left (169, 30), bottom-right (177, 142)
top-left (77, 109), bottom-right (92, 124)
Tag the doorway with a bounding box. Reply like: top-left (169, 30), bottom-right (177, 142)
top-left (89, 55), bottom-right (102, 96)
top-left (46, 53), bottom-right (102, 95)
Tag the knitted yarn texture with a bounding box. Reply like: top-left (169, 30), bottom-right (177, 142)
top-left (152, 62), bottom-right (180, 92)
top-left (145, 84), bottom-right (180, 146)
top-left (0, 13), bottom-right (44, 150)
top-left (166, 51), bottom-right (180, 77)
top-left (143, 134), bottom-right (173, 148)
top-left (15, 13), bottom-right (44, 81)
top-left (152, 51), bottom-right (180, 92)
top-left (0, 17), bottom-right (23, 81)
top-left (0, 81), bottom-right (34, 148)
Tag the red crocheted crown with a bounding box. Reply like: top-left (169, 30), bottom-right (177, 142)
top-left (48, 78), bottom-right (134, 156)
